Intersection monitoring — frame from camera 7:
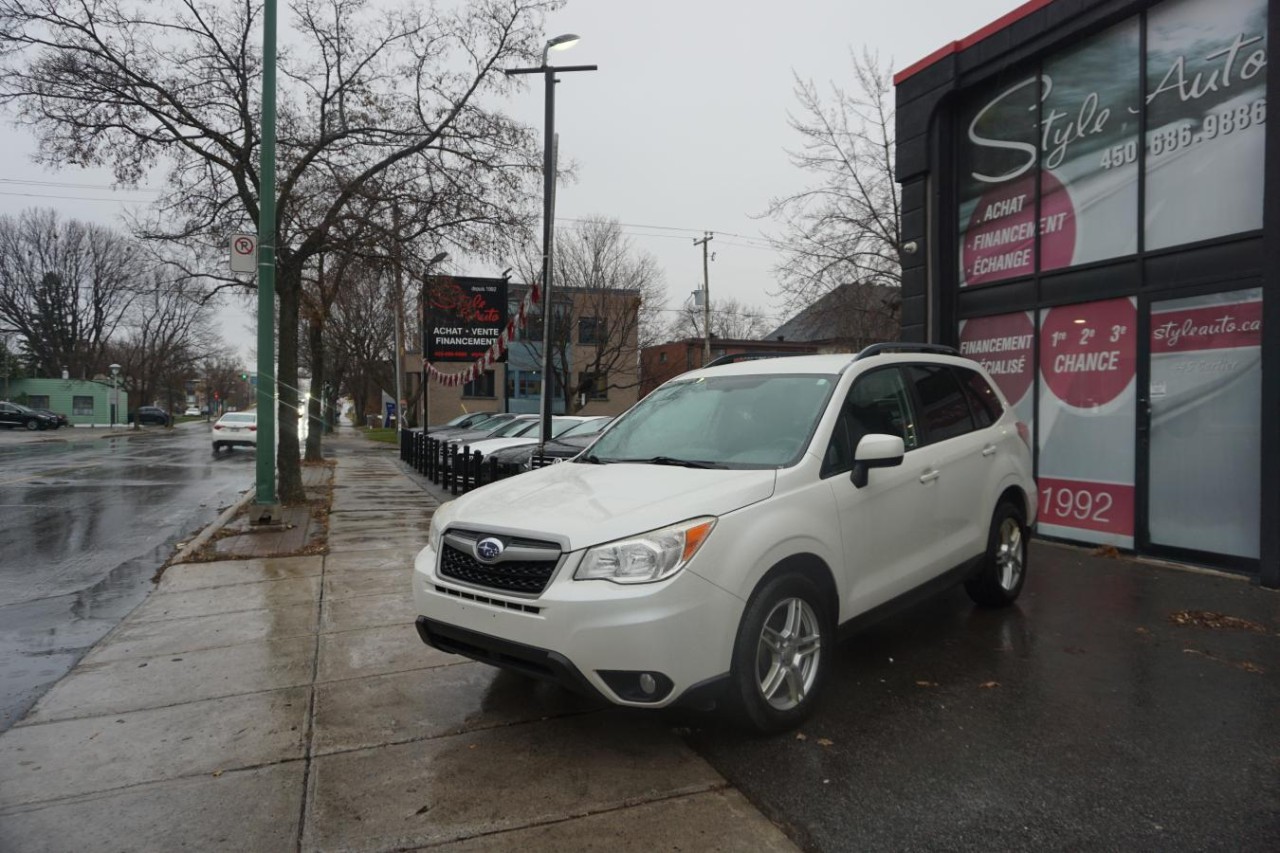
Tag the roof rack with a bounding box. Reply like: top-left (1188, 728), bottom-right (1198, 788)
top-left (701, 351), bottom-right (808, 368)
top-left (855, 342), bottom-right (960, 360)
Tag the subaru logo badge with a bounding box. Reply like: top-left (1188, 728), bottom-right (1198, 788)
top-left (475, 537), bottom-right (504, 563)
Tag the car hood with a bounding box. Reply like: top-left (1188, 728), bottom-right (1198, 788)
top-left (437, 462), bottom-right (777, 551)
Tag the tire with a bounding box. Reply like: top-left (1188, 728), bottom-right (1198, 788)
top-left (726, 572), bottom-right (831, 734)
top-left (965, 502), bottom-right (1028, 608)
top-left (25, 419), bottom-right (38, 431)
top-left (212, 442), bottom-right (221, 453)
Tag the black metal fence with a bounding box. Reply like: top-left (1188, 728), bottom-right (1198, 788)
top-left (399, 430), bottom-right (527, 495)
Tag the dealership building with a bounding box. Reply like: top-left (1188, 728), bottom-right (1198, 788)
top-left (894, 0), bottom-right (1276, 586)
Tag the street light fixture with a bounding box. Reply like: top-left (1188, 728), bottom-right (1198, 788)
top-left (505, 35), bottom-right (597, 445)
top-left (109, 363), bottom-right (120, 428)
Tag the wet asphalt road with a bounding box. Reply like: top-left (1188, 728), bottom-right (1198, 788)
top-left (682, 547), bottom-right (1280, 851)
top-left (0, 424), bottom-right (251, 731)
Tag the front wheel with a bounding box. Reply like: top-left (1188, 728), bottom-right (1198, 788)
top-left (727, 573), bottom-right (831, 734)
top-left (965, 503), bottom-right (1027, 607)
top-left (25, 419), bottom-right (38, 431)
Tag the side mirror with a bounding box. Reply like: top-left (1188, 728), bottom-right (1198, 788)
top-left (851, 433), bottom-right (905, 489)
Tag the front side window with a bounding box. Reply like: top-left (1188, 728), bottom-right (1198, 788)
top-left (823, 368), bottom-right (918, 477)
top-left (587, 373), bottom-right (837, 469)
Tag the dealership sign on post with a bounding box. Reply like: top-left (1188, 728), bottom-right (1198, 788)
top-left (230, 233), bottom-right (257, 274)
top-left (425, 276), bottom-right (509, 364)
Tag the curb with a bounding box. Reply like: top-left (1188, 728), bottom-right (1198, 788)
top-left (170, 487), bottom-right (257, 565)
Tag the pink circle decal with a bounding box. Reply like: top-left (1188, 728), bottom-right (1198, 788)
top-left (959, 313), bottom-right (1035, 405)
top-left (962, 171), bottom-right (1076, 285)
top-left (1040, 298), bottom-right (1136, 409)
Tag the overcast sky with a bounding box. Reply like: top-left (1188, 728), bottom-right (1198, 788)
top-left (0, 0), bottom-right (1025, 364)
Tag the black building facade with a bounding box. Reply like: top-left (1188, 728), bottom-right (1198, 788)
top-left (895, 0), bottom-right (1278, 586)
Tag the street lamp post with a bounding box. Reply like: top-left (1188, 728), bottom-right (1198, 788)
top-left (505, 35), bottom-right (596, 445)
top-left (256, 0), bottom-right (279, 511)
top-left (109, 363), bottom-right (120, 428)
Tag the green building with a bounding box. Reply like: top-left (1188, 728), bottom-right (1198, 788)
top-left (4, 378), bottom-right (130, 427)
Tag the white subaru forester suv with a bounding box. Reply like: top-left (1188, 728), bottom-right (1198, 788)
top-left (413, 345), bottom-right (1036, 732)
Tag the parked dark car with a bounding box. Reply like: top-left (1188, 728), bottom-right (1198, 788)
top-left (34, 408), bottom-right (68, 428)
top-left (128, 405), bottom-right (170, 426)
top-left (0, 401), bottom-right (60, 431)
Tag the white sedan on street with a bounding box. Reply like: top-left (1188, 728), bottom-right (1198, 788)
top-left (212, 411), bottom-right (258, 452)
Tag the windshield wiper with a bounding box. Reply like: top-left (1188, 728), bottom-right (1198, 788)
top-left (619, 456), bottom-right (727, 469)
top-left (577, 453), bottom-right (611, 464)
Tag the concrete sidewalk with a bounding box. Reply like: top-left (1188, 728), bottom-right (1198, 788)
top-left (0, 432), bottom-right (796, 852)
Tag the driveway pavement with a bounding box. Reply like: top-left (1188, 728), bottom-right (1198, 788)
top-left (0, 434), bottom-right (796, 852)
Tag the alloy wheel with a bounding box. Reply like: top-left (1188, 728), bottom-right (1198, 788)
top-left (997, 517), bottom-right (1023, 591)
top-left (755, 597), bottom-right (822, 711)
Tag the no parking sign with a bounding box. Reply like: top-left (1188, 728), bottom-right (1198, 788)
top-left (230, 233), bottom-right (257, 274)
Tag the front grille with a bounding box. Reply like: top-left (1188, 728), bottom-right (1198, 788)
top-left (439, 542), bottom-right (559, 594)
top-left (434, 584), bottom-right (541, 614)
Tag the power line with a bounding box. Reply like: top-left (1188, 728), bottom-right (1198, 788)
top-left (0, 189), bottom-right (153, 204)
top-left (0, 177), bottom-right (161, 193)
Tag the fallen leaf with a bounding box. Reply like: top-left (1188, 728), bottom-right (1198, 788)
top-left (1092, 545), bottom-right (1121, 558)
top-left (915, 680), bottom-right (938, 688)
top-left (1169, 610), bottom-right (1269, 635)
top-left (1237, 661), bottom-right (1266, 674)
top-left (212, 770), bottom-right (223, 778)
top-left (794, 732), bottom-right (808, 741)
top-left (979, 681), bottom-right (1000, 689)
top-left (816, 738), bottom-right (834, 747)
top-left (1135, 627), bottom-right (1150, 635)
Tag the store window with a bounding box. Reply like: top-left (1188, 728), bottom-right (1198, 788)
top-left (1144, 0), bottom-right (1267, 250)
top-left (463, 370), bottom-right (495, 398)
top-left (958, 74), bottom-right (1040, 286)
top-left (1037, 297), bottom-right (1137, 547)
top-left (1040, 18), bottom-right (1140, 269)
top-left (73, 396), bottom-right (94, 416)
top-left (579, 317), bottom-right (603, 345)
top-left (1148, 288), bottom-right (1262, 558)
top-left (578, 371), bottom-right (608, 400)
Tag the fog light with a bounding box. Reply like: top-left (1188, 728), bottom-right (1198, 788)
top-left (597, 670), bottom-right (674, 703)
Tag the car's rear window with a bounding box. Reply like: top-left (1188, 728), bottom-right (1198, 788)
top-left (220, 414), bottom-right (256, 424)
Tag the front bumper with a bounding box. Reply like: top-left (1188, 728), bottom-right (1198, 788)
top-left (412, 540), bottom-right (744, 708)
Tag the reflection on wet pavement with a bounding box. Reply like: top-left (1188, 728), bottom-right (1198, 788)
top-left (0, 426), bottom-right (250, 730)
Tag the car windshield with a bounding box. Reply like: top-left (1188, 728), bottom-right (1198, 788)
top-left (584, 373), bottom-right (837, 469)
top-left (559, 417), bottom-right (611, 438)
top-left (220, 413), bottom-right (256, 424)
top-left (491, 418), bottom-right (536, 437)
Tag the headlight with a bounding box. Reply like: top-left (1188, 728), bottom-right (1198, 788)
top-left (427, 515), bottom-right (443, 552)
top-left (575, 517), bottom-right (716, 584)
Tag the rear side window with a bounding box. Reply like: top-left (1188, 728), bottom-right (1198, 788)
top-left (956, 368), bottom-right (1004, 428)
top-left (906, 365), bottom-right (974, 444)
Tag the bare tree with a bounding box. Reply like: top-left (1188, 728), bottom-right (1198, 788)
top-left (326, 258), bottom-right (394, 426)
top-left (111, 269), bottom-right (217, 424)
top-left (0, 0), bottom-right (551, 502)
top-left (515, 217), bottom-right (665, 414)
top-left (666, 296), bottom-right (775, 342)
top-left (201, 351), bottom-right (254, 414)
top-left (0, 209), bottom-right (137, 378)
top-left (763, 50), bottom-right (902, 314)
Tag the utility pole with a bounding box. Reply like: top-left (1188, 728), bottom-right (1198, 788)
top-left (694, 232), bottom-right (714, 362)
top-left (255, 0), bottom-right (278, 513)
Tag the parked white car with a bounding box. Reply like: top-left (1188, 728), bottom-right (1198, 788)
top-left (184, 406), bottom-right (202, 417)
top-left (463, 416), bottom-right (596, 458)
top-left (412, 346), bottom-right (1036, 732)
top-left (211, 411), bottom-right (257, 452)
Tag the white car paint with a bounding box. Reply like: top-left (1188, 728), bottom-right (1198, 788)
top-left (413, 351), bottom-right (1036, 717)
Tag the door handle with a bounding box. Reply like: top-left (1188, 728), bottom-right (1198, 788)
top-left (919, 469), bottom-right (940, 484)
top-left (981, 444), bottom-right (997, 457)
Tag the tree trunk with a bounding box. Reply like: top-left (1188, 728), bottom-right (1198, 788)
top-left (276, 263), bottom-right (305, 504)
top-left (305, 316), bottom-right (325, 462)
